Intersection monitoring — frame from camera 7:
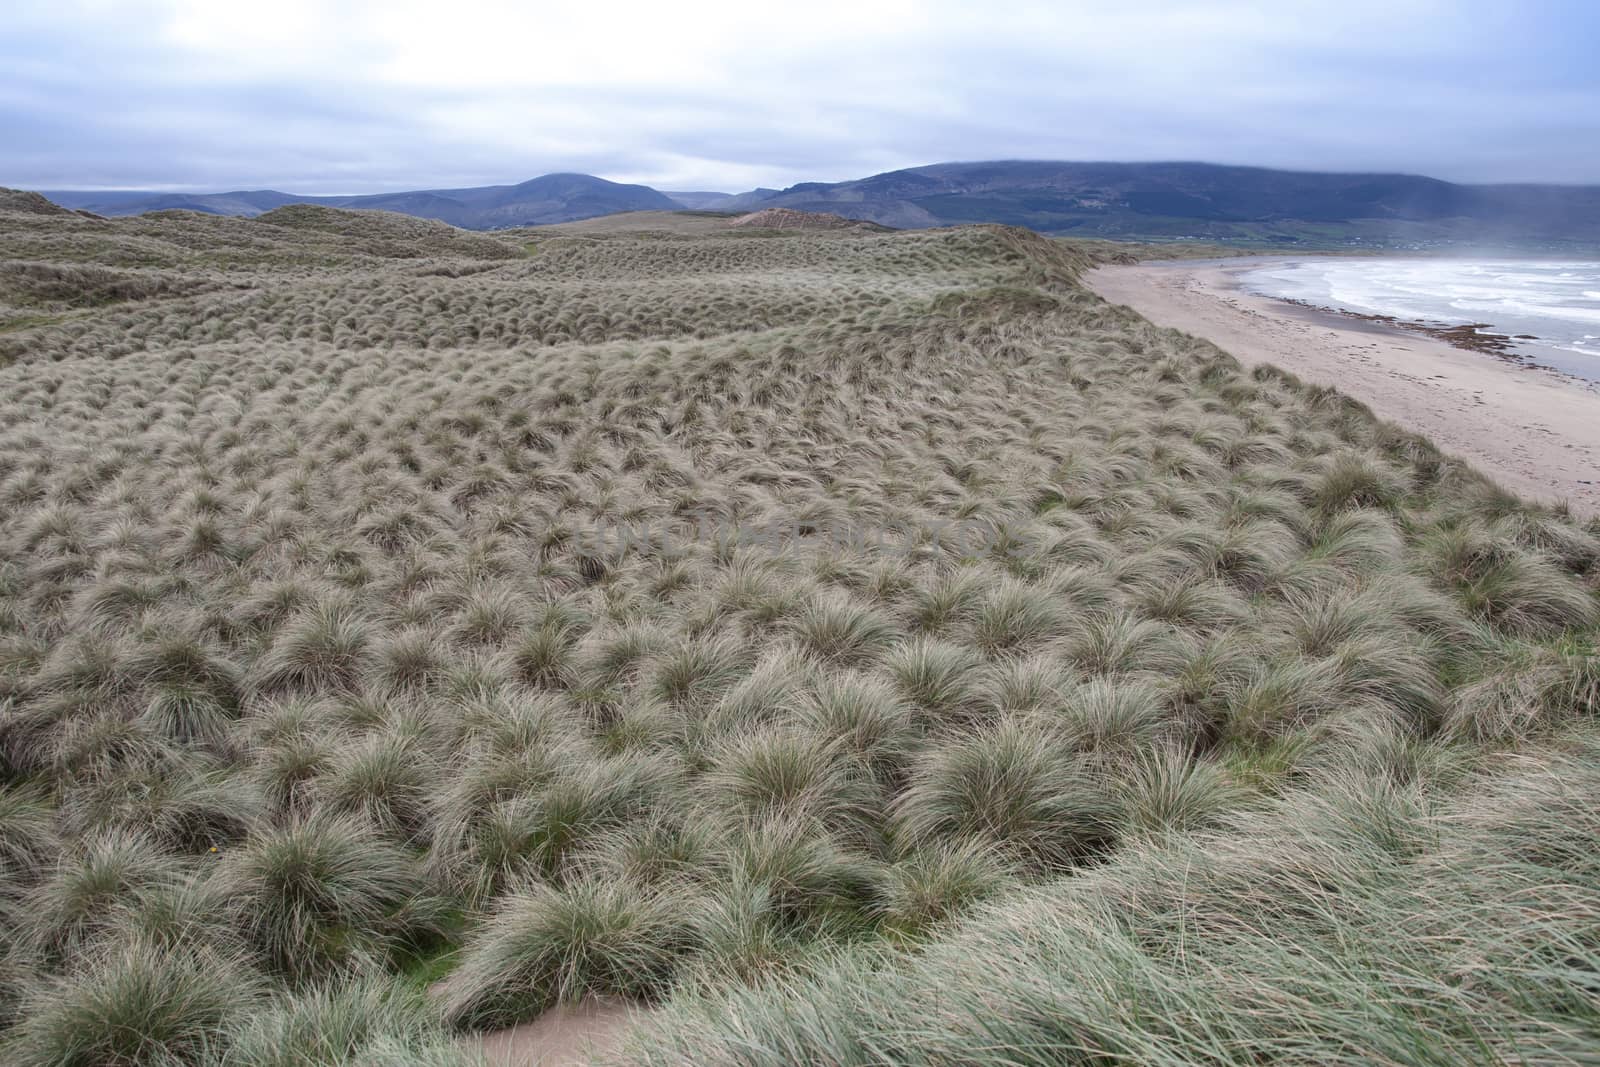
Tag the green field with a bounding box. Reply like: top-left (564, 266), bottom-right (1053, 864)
top-left (1, 193), bottom-right (1597, 1065)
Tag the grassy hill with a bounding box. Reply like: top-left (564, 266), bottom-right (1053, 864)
top-left (531, 210), bottom-right (741, 236)
top-left (0, 197), bottom-right (1596, 1065)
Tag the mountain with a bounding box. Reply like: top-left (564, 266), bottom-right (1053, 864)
top-left (40, 173), bottom-right (678, 229)
top-left (29, 162), bottom-right (1600, 248)
top-left (715, 161), bottom-right (1600, 248)
top-left (662, 190), bottom-right (738, 210)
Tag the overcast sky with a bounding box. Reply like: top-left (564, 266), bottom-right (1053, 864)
top-left (4, 0), bottom-right (1597, 194)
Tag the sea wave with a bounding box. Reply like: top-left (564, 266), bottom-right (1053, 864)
top-left (1243, 258), bottom-right (1600, 383)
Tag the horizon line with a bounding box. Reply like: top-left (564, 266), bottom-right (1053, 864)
top-left (17, 158), bottom-right (1600, 200)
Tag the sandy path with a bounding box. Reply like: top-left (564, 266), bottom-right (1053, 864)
top-left (469, 997), bottom-right (637, 1066)
top-left (1084, 260), bottom-right (1600, 518)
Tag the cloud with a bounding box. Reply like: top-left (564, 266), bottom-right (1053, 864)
top-left (3, 0), bottom-right (1597, 192)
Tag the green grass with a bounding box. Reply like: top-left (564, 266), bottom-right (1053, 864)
top-left (0, 191), bottom-right (1597, 1062)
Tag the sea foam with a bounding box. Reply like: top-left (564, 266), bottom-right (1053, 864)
top-left (1243, 258), bottom-right (1600, 382)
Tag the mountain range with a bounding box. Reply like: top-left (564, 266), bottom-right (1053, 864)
top-left (34, 161), bottom-right (1600, 249)
top-left (42, 173), bottom-right (678, 230)
top-left (694, 162), bottom-right (1600, 248)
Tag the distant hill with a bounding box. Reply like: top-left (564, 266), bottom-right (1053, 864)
top-left (714, 161), bottom-right (1600, 249)
top-left (41, 173), bottom-right (678, 229)
top-left (663, 190), bottom-right (738, 210)
top-left (28, 162), bottom-right (1600, 249)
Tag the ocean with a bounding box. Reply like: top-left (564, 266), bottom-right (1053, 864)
top-left (1240, 258), bottom-right (1600, 383)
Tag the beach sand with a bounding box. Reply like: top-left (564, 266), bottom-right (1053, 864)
top-left (1084, 259), bottom-right (1600, 518)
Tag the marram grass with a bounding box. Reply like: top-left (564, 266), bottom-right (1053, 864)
top-left (0, 193), bottom-right (1596, 1063)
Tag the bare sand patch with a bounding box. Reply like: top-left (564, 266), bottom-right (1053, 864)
top-left (466, 997), bottom-right (638, 1067)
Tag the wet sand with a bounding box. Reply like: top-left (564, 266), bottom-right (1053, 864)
top-left (1084, 259), bottom-right (1600, 517)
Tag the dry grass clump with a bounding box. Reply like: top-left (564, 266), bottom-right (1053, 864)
top-left (6, 938), bottom-right (263, 1067)
top-left (624, 724), bottom-right (1600, 1066)
top-left (892, 718), bottom-right (1120, 871)
top-left (1444, 632), bottom-right (1600, 741)
top-left (1, 197), bottom-right (1596, 1059)
top-left (440, 877), bottom-right (695, 1030)
top-left (209, 814), bottom-right (444, 982)
top-left (218, 976), bottom-right (475, 1067)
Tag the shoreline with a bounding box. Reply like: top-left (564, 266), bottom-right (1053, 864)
top-left (1236, 266), bottom-right (1590, 379)
top-left (1083, 258), bottom-right (1600, 517)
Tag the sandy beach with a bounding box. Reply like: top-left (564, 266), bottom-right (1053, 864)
top-left (1084, 259), bottom-right (1600, 518)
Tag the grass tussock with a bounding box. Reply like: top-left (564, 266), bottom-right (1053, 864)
top-left (7, 938), bottom-right (262, 1067)
top-left (0, 195), bottom-right (1596, 1060)
top-left (440, 877), bottom-right (694, 1030)
top-left (209, 815), bottom-right (442, 982)
top-left (623, 729), bottom-right (1600, 1066)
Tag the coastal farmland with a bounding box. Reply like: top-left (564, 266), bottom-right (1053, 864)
top-left (1, 193), bottom-right (1597, 1065)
